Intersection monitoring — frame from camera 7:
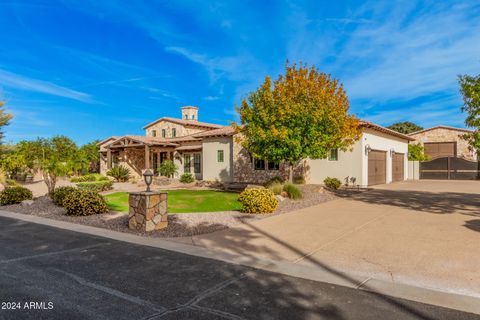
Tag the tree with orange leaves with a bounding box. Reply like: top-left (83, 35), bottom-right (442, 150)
top-left (236, 62), bottom-right (361, 181)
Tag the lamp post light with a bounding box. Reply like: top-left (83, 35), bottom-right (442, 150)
top-left (143, 169), bottom-right (154, 192)
top-left (390, 148), bottom-right (395, 157)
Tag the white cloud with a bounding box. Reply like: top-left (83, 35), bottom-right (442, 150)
top-left (203, 96), bottom-right (220, 101)
top-left (0, 69), bottom-right (92, 102)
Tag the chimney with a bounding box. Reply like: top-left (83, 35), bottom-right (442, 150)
top-left (181, 106), bottom-right (198, 121)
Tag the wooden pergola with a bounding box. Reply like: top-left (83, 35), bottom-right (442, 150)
top-left (105, 136), bottom-right (179, 170)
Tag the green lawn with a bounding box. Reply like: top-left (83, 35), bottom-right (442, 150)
top-left (104, 190), bottom-right (242, 213)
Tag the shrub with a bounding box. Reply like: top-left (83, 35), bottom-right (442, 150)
top-left (76, 180), bottom-right (113, 192)
top-left (63, 189), bottom-right (109, 216)
top-left (238, 188), bottom-right (278, 214)
top-left (0, 186), bottom-right (33, 205)
top-left (158, 160), bottom-right (178, 178)
top-left (268, 182), bottom-right (284, 195)
top-left (179, 173), bottom-right (195, 183)
top-left (51, 186), bottom-right (77, 206)
top-left (283, 183), bottom-right (303, 200)
top-left (70, 173), bottom-right (108, 183)
top-left (107, 165), bottom-right (130, 182)
top-left (324, 177), bottom-right (341, 190)
top-left (264, 176), bottom-right (285, 187)
top-left (293, 175), bottom-right (306, 184)
top-left (5, 179), bottom-right (20, 187)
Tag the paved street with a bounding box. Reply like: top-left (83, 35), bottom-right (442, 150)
top-left (189, 180), bottom-right (480, 297)
top-left (0, 216), bottom-right (478, 320)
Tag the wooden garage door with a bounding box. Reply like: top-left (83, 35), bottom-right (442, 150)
top-left (368, 150), bottom-right (386, 185)
top-left (424, 142), bottom-right (456, 159)
top-left (392, 153), bottom-right (405, 182)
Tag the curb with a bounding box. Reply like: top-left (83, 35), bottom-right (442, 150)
top-left (1, 210), bottom-right (479, 315)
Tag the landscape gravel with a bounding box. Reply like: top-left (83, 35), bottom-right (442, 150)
top-left (2, 185), bottom-right (335, 238)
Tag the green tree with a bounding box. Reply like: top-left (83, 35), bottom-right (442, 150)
top-left (20, 136), bottom-right (79, 194)
top-left (459, 73), bottom-right (480, 156)
top-left (236, 62), bottom-right (361, 181)
top-left (78, 140), bottom-right (100, 173)
top-left (408, 143), bottom-right (430, 161)
top-left (387, 122), bottom-right (423, 134)
top-left (158, 160), bottom-right (177, 178)
top-left (0, 101), bottom-right (13, 144)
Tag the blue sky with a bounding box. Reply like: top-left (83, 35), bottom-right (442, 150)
top-left (1, 0), bottom-right (479, 144)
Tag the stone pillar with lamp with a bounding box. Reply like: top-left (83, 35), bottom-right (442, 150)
top-left (128, 169), bottom-right (168, 232)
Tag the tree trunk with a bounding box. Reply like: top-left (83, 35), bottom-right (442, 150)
top-left (43, 171), bottom-right (57, 195)
top-left (288, 163), bottom-right (294, 183)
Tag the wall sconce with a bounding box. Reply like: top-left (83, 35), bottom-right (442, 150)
top-left (143, 169), bottom-right (154, 192)
top-left (390, 148), bottom-right (395, 157)
top-left (365, 144), bottom-right (371, 155)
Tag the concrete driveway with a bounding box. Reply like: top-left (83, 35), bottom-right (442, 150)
top-left (189, 180), bottom-right (480, 298)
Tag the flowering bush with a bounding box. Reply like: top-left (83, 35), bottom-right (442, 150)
top-left (238, 188), bottom-right (278, 214)
top-left (0, 186), bottom-right (33, 205)
top-left (63, 189), bottom-right (109, 216)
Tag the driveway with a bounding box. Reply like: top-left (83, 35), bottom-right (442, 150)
top-left (2, 216), bottom-right (476, 320)
top-left (189, 180), bottom-right (480, 298)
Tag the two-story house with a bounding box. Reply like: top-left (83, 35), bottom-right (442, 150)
top-left (99, 106), bottom-right (413, 186)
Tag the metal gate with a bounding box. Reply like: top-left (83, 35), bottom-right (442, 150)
top-left (420, 157), bottom-right (480, 180)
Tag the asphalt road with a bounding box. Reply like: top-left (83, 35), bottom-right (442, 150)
top-left (0, 216), bottom-right (478, 320)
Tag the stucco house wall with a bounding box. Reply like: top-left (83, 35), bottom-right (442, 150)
top-left (409, 126), bottom-right (476, 160)
top-left (202, 136), bottom-right (233, 182)
top-left (361, 128), bottom-right (409, 185)
top-left (307, 139), bottom-right (363, 185)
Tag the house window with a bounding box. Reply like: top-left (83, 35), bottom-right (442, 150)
top-left (191, 114), bottom-right (195, 120)
top-left (172, 128), bottom-right (176, 137)
top-left (194, 154), bottom-right (201, 173)
top-left (328, 149), bottom-right (338, 161)
top-left (185, 114), bottom-right (189, 120)
top-left (217, 150), bottom-right (224, 163)
top-left (184, 154), bottom-right (191, 173)
top-left (254, 158), bottom-right (265, 170)
top-left (152, 130), bottom-right (157, 137)
top-left (267, 161), bottom-right (279, 170)
top-left (162, 129), bottom-right (166, 138)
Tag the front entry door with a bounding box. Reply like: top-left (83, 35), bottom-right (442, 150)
top-left (160, 152), bottom-right (168, 164)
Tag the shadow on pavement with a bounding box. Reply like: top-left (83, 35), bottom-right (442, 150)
top-left (335, 189), bottom-right (480, 216)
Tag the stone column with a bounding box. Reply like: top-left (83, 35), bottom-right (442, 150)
top-left (145, 145), bottom-right (150, 169)
top-left (128, 191), bottom-right (168, 232)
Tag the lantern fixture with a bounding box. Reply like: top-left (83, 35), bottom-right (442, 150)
top-left (143, 169), bottom-right (154, 192)
top-left (365, 144), bottom-right (372, 156)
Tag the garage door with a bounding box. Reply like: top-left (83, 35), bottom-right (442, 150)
top-left (368, 150), bottom-right (386, 185)
top-left (424, 142), bottom-right (456, 159)
top-left (392, 153), bottom-right (405, 182)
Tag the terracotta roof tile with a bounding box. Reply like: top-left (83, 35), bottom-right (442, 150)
top-left (192, 126), bottom-right (236, 138)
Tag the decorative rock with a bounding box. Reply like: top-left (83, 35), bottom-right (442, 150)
top-left (21, 200), bottom-right (35, 206)
top-left (128, 191), bottom-right (168, 232)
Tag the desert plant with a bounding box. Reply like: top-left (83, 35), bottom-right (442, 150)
top-left (51, 186), bottom-right (77, 206)
top-left (158, 160), bottom-right (178, 178)
top-left (264, 176), bottom-right (285, 187)
top-left (0, 186), bottom-right (33, 205)
top-left (283, 183), bottom-right (303, 199)
top-left (76, 180), bottom-right (113, 192)
top-left (63, 189), bottom-right (109, 216)
top-left (238, 188), bottom-right (278, 214)
top-left (5, 179), bottom-right (20, 187)
top-left (324, 177), bottom-right (341, 190)
top-left (179, 173), bottom-right (195, 183)
top-left (292, 175), bottom-right (306, 184)
top-left (106, 165), bottom-right (130, 182)
top-left (268, 182), bottom-right (284, 195)
top-left (70, 173), bottom-right (109, 183)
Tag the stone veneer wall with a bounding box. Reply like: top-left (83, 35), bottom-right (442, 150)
top-left (145, 120), bottom-right (205, 138)
top-left (410, 128), bottom-right (476, 160)
top-left (232, 136), bottom-right (305, 184)
top-left (128, 192), bottom-right (168, 232)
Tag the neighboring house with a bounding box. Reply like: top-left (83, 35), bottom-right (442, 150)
top-left (99, 106), bottom-right (413, 186)
top-left (409, 126), bottom-right (476, 161)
